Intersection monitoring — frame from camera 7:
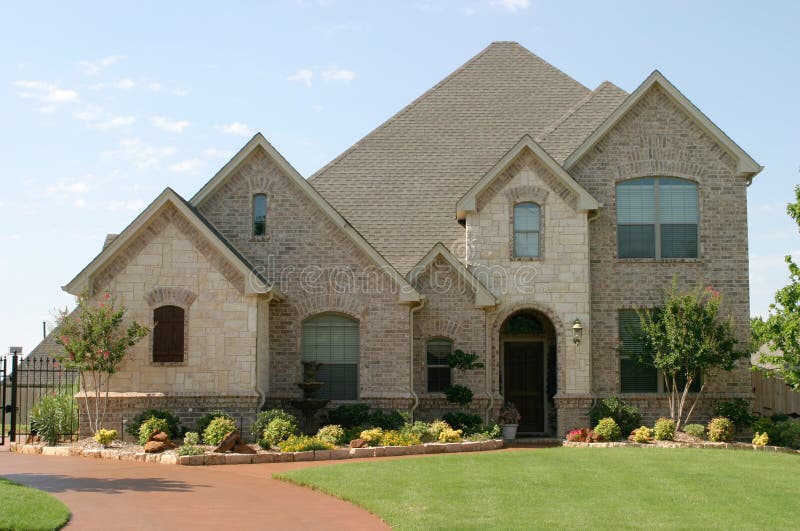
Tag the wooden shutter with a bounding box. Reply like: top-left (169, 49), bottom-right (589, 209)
top-left (153, 305), bottom-right (184, 363)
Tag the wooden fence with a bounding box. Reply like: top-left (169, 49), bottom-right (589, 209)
top-left (752, 372), bottom-right (800, 416)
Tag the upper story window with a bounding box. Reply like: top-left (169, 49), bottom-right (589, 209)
top-left (426, 338), bottom-right (453, 392)
top-left (616, 177), bottom-right (698, 259)
top-left (252, 194), bottom-right (267, 236)
top-left (513, 202), bottom-right (541, 258)
top-left (153, 305), bottom-right (185, 363)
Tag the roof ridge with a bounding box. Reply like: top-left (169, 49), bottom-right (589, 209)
top-left (535, 89), bottom-right (596, 143)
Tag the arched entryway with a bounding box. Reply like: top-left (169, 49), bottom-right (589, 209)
top-left (500, 310), bottom-right (557, 435)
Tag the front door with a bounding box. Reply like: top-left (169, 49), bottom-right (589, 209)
top-left (503, 341), bottom-right (545, 433)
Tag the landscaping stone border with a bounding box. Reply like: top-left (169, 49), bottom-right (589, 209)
top-left (563, 440), bottom-right (800, 454)
top-left (8, 439), bottom-right (505, 466)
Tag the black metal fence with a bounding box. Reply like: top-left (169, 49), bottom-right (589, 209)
top-left (2, 354), bottom-right (79, 443)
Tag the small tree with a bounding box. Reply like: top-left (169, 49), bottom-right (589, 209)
top-left (55, 291), bottom-right (149, 433)
top-left (444, 350), bottom-right (484, 408)
top-left (628, 283), bottom-right (745, 430)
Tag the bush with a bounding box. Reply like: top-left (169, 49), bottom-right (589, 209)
top-left (177, 444), bottom-right (205, 456)
top-left (381, 430), bottom-right (422, 446)
top-left (427, 420), bottom-right (452, 442)
top-left (251, 409), bottom-right (298, 439)
top-left (278, 435), bottom-right (334, 452)
top-left (593, 417), bottom-right (622, 441)
top-left (367, 409), bottom-right (406, 431)
top-left (259, 418), bottom-right (298, 449)
top-left (438, 427), bottom-right (463, 443)
top-left (631, 426), bottom-right (654, 443)
top-left (203, 416), bottom-right (237, 446)
top-left (683, 424), bottom-right (706, 438)
top-left (183, 432), bottom-right (199, 446)
top-left (464, 423), bottom-right (502, 441)
top-left (589, 396), bottom-right (641, 437)
top-left (444, 385), bottom-right (474, 406)
top-left (326, 404), bottom-right (372, 428)
top-left (29, 393), bottom-right (78, 446)
top-left (707, 417), bottom-right (734, 442)
top-left (442, 412), bottom-right (484, 435)
top-left (772, 419), bottom-right (800, 449)
top-left (401, 421), bottom-right (438, 443)
top-left (93, 428), bottom-right (118, 447)
top-left (712, 398), bottom-right (754, 429)
top-left (196, 410), bottom-right (234, 439)
top-left (138, 417), bottom-right (170, 445)
top-left (359, 428), bottom-right (385, 446)
top-left (565, 428), bottom-right (600, 443)
top-left (316, 424), bottom-right (346, 446)
top-left (653, 418), bottom-right (676, 441)
top-left (127, 409), bottom-right (181, 439)
top-left (752, 432), bottom-right (769, 446)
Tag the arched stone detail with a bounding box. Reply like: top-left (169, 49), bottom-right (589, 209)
top-left (414, 317), bottom-right (463, 341)
top-left (294, 292), bottom-right (368, 325)
top-left (145, 287), bottom-right (197, 309)
top-left (504, 184), bottom-right (549, 205)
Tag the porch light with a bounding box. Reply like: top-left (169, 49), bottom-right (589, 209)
top-left (571, 319), bottom-right (583, 345)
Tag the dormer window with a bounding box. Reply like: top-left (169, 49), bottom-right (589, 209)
top-left (513, 202), bottom-right (541, 257)
top-left (253, 194), bottom-right (267, 236)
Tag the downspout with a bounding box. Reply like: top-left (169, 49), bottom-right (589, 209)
top-left (255, 290), bottom-right (275, 412)
top-left (484, 306), bottom-right (495, 424)
top-left (409, 297), bottom-right (426, 422)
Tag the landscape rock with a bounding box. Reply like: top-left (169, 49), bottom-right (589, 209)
top-left (204, 454), bottom-right (226, 466)
top-left (349, 438), bottom-right (367, 448)
top-left (150, 431), bottom-right (170, 443)
top-left (253, 453), bottom-right (275, 464)
top-left (144, 440), bottom-right (176, 453)
top-left (213, 430), bottom-right (241, 453)
top-left (232, 443), bottom-right (256, 454)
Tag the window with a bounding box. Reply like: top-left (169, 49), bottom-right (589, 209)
top-left (513, 202), bottom-right (541, 257)
top-left (153, 305), bottom-right (184, 363)
top-left (618, 309), bottom-right (702, 393)
top-left (301, 313), bottom-right (359, 400)
top-left (253, 194), bottom-right (267, 236)
top-left (617, 177), bottom-right (698, 259)
top-left (426, 338), bottom-right (453, 392)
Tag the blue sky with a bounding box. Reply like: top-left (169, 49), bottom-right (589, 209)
top-left (1, 1), bottom-right (798, 354)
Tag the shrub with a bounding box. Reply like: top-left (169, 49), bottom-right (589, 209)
top-left (359, 428), bottom-right (384, 446)
top-left (326, 403), bottom-right (371, 428)
top-left (707, 417), bottom-right (734, 442)
top-left (30, 393), bottom-right (78, 446)
top-left (138, 417), bottom-right (170, 445)
top-left (752, 416), bottom-right (774, 438)
top-left (442, 412), bottom-right (483, 434)
top-left (712, 398), bottom-right (754, 429)
top-left (381, 430), bottom-right (422, 446)
top-left (259, 418), bottom-right (298, 449)
top-left (498, 403), bottom-right (521, 425)
top-left (316, 424), bottom-right (346, 446)
top-left (438, 427), bottom-right (463, 443)
top-left (183, 431), bottom-right (200, 446)
top-left (631, 426), bottom-right (654, 443)
top-left (772, 419), bottom-right (800, 449)
top-left (177, 444), bottom-right (205, 456)
top-left (565, 428), bottom-right (600, 443)
top-left (203, 416), bottom-right (237, 446)
top-left (401, 421), bottom-right (438, 443)
top-left (593, 417), bottom-right (622, 441)
top-left (427, 420), bottom-right (452, 442)
top-left (278, 435), bottom-right (334, 452)
top-left (251, 409), bottom-right (298, 439)
top-left (653, 418), bottom-right (676, 441)
top-left (589, 396), bottom-right (641, 437)
top-left (367, 409), bottom-right (406, 431)
top-left (93, 428), bottom-right (118, 447)
top-left (752, 432), bottom-right (769, 446)
top-left (444, 385), bottom-right (474, 406)
top-left (343, 425), bottom-right (368, 443)
top-left (683, 424), bottom-right (706, 438)
top-left (196, 410), bottom-right (234, 439)
top-left (127, 409), bottom-right (181, 439)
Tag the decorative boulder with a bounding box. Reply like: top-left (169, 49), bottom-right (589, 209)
top-left (350, 438), bottom-right (367, 448)
top-left (144, 440), bottom-right (175, 453)
top-left (150, 431), bottom-right (170, 443)
top-left (233, 443), bottom-right (257, 455)
top-left (213, 430), bottom-right (241, 453)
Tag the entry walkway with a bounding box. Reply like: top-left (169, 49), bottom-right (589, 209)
top-left (0, 450), bottom-right (387, 530)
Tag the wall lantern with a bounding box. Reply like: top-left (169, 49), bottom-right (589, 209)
top-left (571, 319), bottom-right (583, 345)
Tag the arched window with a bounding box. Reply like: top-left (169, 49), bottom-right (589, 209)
top-left (513, 202), bottom-right (541, 257)
top-left (616, 177), bottom-right (698, 259)
top-left (253, 193), bottom-right (267, 236)
top-left (426, 338), bottom-right (453, 392)
top-left (153, 305), bottom-right (184, 363)
top-left (302, 313), bottom-right (359, 400)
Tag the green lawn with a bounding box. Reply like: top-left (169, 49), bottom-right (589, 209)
top-left (0, 478), bottom-right (70, 531)
top-left (276, 448), bottom-right (799, 530)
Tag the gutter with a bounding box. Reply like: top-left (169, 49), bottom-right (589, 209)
top-left (409, 297), bottom-right (426, 422)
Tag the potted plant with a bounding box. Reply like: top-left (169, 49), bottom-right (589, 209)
top-left (499, 403), bottom-right (521, 441)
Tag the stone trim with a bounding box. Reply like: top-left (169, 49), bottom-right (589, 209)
top-left (145, 287), bottom-right (197, 308)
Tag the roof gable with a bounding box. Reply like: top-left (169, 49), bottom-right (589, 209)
top-left (64, 188), bottom-right (281, 298)
top-left (191, 133), bottom-right (421, 304)
top-left (407, 243), bottom-right (498, 309)
top-left (563, 70), bottom-right (762, 178)
top-left (457, 135), bottom-right (600, 219)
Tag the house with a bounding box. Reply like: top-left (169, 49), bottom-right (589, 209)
top-left (58, 42), bottom-right (760, 437)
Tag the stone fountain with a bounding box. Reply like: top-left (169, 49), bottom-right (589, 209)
top-left (290, 361), bottom-right (330, 433)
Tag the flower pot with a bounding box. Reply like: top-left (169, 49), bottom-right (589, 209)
top-left (501, 424), bottom-right (518, 441)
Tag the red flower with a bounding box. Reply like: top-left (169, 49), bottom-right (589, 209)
top-left (103, 350), bottom-right (110, 360)
top-left (104, 291), bottom-right (111, 300)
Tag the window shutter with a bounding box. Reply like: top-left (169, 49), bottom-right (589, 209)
top-left (153, 305), bottom-right (184, 363)
top-left (618, 310), bottom-right (657, 392)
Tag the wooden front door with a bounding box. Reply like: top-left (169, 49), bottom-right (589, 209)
top-left (504, 341), bottom-right (545, 433)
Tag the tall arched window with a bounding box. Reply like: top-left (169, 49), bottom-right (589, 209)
top-left (617, 177), bottom-right (698, 258)
top-left (426, 338), bottom-right (453, 392)
top-left (301, 313), bottom-right (359, 400)
top-left (513, 202), bottom-right (541, 257)
top-left (153, 305), bottom-right (185, 363)
top-left (253, 193), bottom-right (267, 236)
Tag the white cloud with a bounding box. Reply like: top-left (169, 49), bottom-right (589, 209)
top-left (463, 7), bottom-right (478, 15)
top-left (312, 104), bottom-right (323, 113)
top-left (106, 199), bottom-right (147, 212)
top-left (79, 55), bottom-right (124, 76)
top-left (169, 158), bottom-right (205, 174)
top-left (46, 179), bottom-right (89, 195)
top-left (203, 147), bottom-right (233, 159)
top-left (173, 88), bottom-right (188, 97)
top-left (103, 138), bottom-right (177, 169)
top-left (15, 80), bottom-right (79, 104)
top-left (489, 0), bottom-right (530, 11)
top-left (288, 68), bottom-right (313, 87)
top-left (74, 105), bottom-right (135, 131)
top-left (148, 82), bottom-right (162, 92)
top-left (322, 68), bottom-right (356, 83)
top-left (0, 234), bottom-right (21, 242)
top-left (216, 122), bottom-right (253, 137)
top-left (114, 78), bottom-right (136, 90)
top-left (149, 115), bottom-right (191, 133)
top-left (73, 198), bottom-right (87, 208)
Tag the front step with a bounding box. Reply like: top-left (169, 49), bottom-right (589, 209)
top-left (508, 437), bottom-right (563, 448)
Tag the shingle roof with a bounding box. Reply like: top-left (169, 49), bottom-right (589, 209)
top-left (309, 42), bottom-right (625, 273)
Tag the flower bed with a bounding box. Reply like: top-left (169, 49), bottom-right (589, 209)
top-left (562, 439), bottom-right (799, 454)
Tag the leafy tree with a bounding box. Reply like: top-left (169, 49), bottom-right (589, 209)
top-left (444, 349), bottom-right (484, 408)
top-left (752, 184), bottom-right (800, 389)
top-left (55, 291), bottom-right (149, 433)
top-left (628, 282), bottom-right (745, 430)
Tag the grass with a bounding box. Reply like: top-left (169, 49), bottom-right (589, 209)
top-left (0, 478), bottom-right (70, 531)
top-left (276, 447), bottom-right (800, 530)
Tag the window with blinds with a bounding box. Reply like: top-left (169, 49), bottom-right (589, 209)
top-left (153, 305), bottom-right (185, 363)
top-left (513, 202), bottom-right (541, 257)
top-left (426, 338), bottom-right (453, 392)
top-left (253, 194), bottom-right (267, 236)
top-left (302, 313), bottom-right (359, 400)
top-left (617, 177), bottom-right (698, 259)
